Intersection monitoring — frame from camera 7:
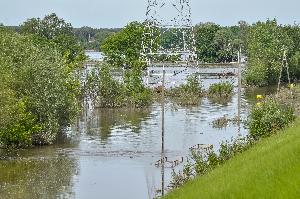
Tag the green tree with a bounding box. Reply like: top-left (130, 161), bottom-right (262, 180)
top-left (0, 29), bottom-right (80, 147)
top-left (213, 28), bottom-right (239, 62)
top-left (245, 19), bottom-right (293, 87)
top-left (20, 13), bottom-right (85, 67)
top-left (99, 22), bottom-right (153, 107)
top-left (20, 13), bottom-right (73, 39)
top-left (95, 30), bottom-right (116, 50)
top-left (101, 21), bottom-right (145, 68)
top-left (283, 24), bottom-right (300, 80)
top-left (194, 22), bottom-right (220, 63)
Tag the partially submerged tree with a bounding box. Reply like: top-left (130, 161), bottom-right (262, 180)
top-left (0, 28), bottom-right (81, 147)
top-left (99, 22), bottom-right (153, 107)
top-left (245, 19), bottom-right (293, 87)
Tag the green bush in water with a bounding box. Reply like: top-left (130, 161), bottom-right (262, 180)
top-left (123, 66), bottom-right (153, 108)
top-left (85, 64), bottom-right (125, 108)
top-left (85, 64), bottom-right (153, 108)
top-left (208, 82), bottom-right (233, 98)
top-left (247, 98), bottom-right (295, 140)
top-left (168, 75), bottom-right (204, 105)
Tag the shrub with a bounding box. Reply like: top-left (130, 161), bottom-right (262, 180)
top-left (85, 65), bottom-right (125, 108)
top-left (85, 64), bottom-right (153, 108)
top-left (208, 82), bottom-right (233, 98)
top-left (0, 97), bottom-right (42, 147)
top-left (169, 136), bottom-right (255, 190)
top-left (247, 97), bottom-right (295, 139)
top-left (168, 75), bottom-right (204, 105)
top-left (123, 67), bottom-right (153, 107)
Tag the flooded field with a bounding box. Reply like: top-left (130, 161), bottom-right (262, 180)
top-left (0, 64), bottom-right (257, 199)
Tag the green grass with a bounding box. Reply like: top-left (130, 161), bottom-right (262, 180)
top-left (164, 120), bottom-right (300, 199)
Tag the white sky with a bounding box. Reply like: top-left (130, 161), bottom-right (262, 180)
top-left (0, 0), bottom-right (299, 28)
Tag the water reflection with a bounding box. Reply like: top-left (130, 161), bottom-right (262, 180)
top-left (86, 107), bottom-right (152, 141)
top-left (0, 148), bottom-right (78, 199)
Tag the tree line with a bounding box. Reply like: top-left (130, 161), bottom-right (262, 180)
top-left (100, 20), bottom-right (300, 86)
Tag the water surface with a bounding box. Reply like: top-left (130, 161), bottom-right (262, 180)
top-left (0, 65), bottom-right (253, 199)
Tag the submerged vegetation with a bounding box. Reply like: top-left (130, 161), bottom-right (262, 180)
top-left (211, 116), bottom-right (230, 129)
top-left (85, 64), bottom-right (152, 108)
top-left (167, 75), bottom-right (204, 106)
top-left (208, 82), bottom-right (234, 98)
top-left (207, 82), bottom-right (234, 105)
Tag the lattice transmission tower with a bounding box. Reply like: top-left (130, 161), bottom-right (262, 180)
top-left (140, 0), bottom-right (198, 66)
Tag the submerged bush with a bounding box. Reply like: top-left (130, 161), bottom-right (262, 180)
top-left (85, 65), bottom-right (125, 108)
top-left (208, 82), bottom-right (233, 98)
top-left (123, 67), bottom-right (153, 107)
top-left (85, 64), bottom-right (152, 108)
top-left (212, 116), bottom-right (230, 129)
top-left (168, 75), bottom-right (204, 105)
top-left (247, 97), bottom-right (295, 140)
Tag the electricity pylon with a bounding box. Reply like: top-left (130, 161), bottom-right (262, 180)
top-left (141, 0), bottom-right (198, 65)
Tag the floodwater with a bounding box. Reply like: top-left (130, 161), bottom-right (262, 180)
top-left (85, 51), bottom-right (104, 61)
top-left (0, 63), bottom-right (257, 199)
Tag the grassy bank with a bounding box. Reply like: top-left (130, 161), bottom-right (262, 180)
top-left (164, 120), bottom-right (300, 199)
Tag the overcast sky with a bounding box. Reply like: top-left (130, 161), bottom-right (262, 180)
top-left (0, 0), bottom-right (299, 28)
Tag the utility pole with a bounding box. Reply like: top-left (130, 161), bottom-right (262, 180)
top-left (161, 64), bottom-right (165, 196)
top-left (237, 47), bottom-right (242, 134)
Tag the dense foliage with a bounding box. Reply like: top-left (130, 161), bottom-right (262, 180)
top-left (99, 22), bottom-right (154, 107)
top-left (245, 19), bottom-right (300, 86)
top-left (0, 29), bottom-right (82, 147)
top-left (247, 96), bottom-right (295, 139)
top-left (194, 22), bottom-right (245, 63)
top-left (101, 22), bottom-right (145, 68)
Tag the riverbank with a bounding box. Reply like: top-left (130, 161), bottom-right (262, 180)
top-left (163, 119), bottom-right (300, 199)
